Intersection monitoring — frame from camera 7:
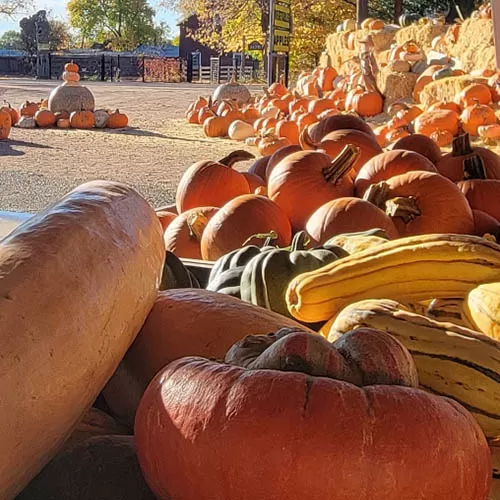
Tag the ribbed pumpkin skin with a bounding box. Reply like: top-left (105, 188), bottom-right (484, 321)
top-left (200, 195), bottom-right (292, 261)
top-left (385, 171), bottom-right (474, 236)
top-left (355, 150), bottom-right (438, 197)
top-left (390, 134), bottom-right (442, 164)
top-left (176, 161), bottom-right (250, 213)
top-left (163, 207), bottom-right (218, 259)
top-left (308, 114), bottom-right (376, 142)
top-left (458, 180), bottom-right (500, 221)
top-left (135, 356), bottom-right (491, 500)
top-left (268, 150), bottom-right (354, 231)
top-left (265, 145), bottom-right (303, 180)
top-left (316, 129), bottom-right (382, 173)
top-left (306, 198), bottom-right (399, 244)
top-left (125, 289), bottom-right (313, 388)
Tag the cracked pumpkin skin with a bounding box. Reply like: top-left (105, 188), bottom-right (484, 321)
top-left (135, 329), bottom-right (490, 500)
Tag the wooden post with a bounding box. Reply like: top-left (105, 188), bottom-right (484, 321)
top-left (356, 0), bottom-right (369, 24)
top-left (394, 0), bottom-right (403, 22)
top-left (493, 0), bottom-right (500, 69)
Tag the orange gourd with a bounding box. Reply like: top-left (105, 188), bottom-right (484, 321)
top-left (242, 172), bottom-right (266, 193)
top-left (176, 151), bottom-right (254, 212)
top-left (386, 128), bottom-right (410, 143)
top-left (200, 195), bottom-right (292, 261)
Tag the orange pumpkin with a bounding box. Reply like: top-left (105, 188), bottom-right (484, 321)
top-left (458, 179), bottom-right (500, 221)
top-left (306, 197), bottom-right (399, 244)
top-left (34, 109), bottom-right (56, 128)
top-left (471, 209), bottom-right (500, 237)
top-left (156, 210), bottom-right (178, 232)
top-left (366, 171), bottom-right (474, 236)
top-left (297, 112), bottom-right (319, 132)
top-left (19, 101), bottom-right (40, 117)
top-left (355, 150), bottom-right (438, 197)
top-left (265, 145), bottom-right (303, 180)
top-left (200, 195), bottom-right (292, 261)
top-left (164, 207), bottom-right (219, 259)
top-left (430, 130), bottom-right (454, 147)
top-left (457, 84), bottom-right (492, 107)
top-left (460, 102), bottom-right (496, 136)
top-left (308, 114), bottom-right (376, 143)
top-left (369, 19), bottom-right (384, 30)
top-left (268, 147), bottom-right (357, 231)
top-left (374, 124), bottom-right (390, 147)
top-left (56, 118), bottom-right (71, 129)
top-left (0, 102), bottom-right (19, 125)
top-left (203, 116), bottom-right (231, 137)
top-left (269, 78), bottom-right (288, 97)
top-left (414, 109), bottom-right (460, 137)
top-left (242, 172), bottom-right (266, 193)
top-left (437, 134), bottom-right (500, 181)
top-left (64, 61), bottom-right (79, 73)
top-left (390, 134), bottom-right (442, 164)
top-left (478, 123), bottom-right (500, 140)
top-left (176, 151), bottom-right (254, 212)
top-left (276, 119), bottom-right (299, 145)
top-left (69, 110), bottom-right (95, 129)
top-left (258, 136), bottom-right (291, 156)
top-left (428, 100), bottom-right (462, 114)
top-left (317, 66), bottom-right (338, 92)
top-left (0, 108), bottom-right (12, 139)
top-left (198, 106), bottom-right (215, 124)
top-left (107, 109), bottom-right (128, 129)
top-left (243, 106), bottom-right (260, 122)
top-left (308, 98), bottom-right (337, 117)
top-left (386, 128), bottom-right (410, 143)
top-left (413, 65), bottom-right (445, 103)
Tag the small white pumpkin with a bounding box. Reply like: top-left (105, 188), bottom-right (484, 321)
top-left (17, 116), bottom-right (36, 128)
top-left (228, 120), bottom-right (255, 141)
top-left (342, 19), bottom-right (356, 31)
top-left (62, 71), bottom-right (80, 83)
top-left (94, 109), bottom-right (109, 129)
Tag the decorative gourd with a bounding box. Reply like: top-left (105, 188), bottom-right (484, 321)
top-left (176, 150), bottom-right (253, 212)
top-left (212, 75), bottom-right (251, 105)
top-left (458, 179), bottom-right (500, 221)
top-left (0, 101), bottom-right (19, 125)
top-left (324, 228), bottom-right (390, 254)
top-left (306, 197), bottom-right (399, 244)
top-left (460, 102), bottom-right (496, 136)
top-left (107, 109), bottom-right (128, 129)
top-left (326, 298), bottom-right (500, 439)
top-left (390, 134), bottom-right (442, 164)
top-left (307, 114), bottom-right (376, 143)
top-left (93, 109), bottom-right (109, 129)
top-left (355, 149), bottom-right (438, 197)
top-left (34, 109), bottom-right (56, 128)
top-left (135, 328), bottom-right (490, 500)
top-left (70, 110), bottom-right (95, 129)
top-left (414, 109), bottom-right (460, 137)
top-left (0, 181), bottom-right (164, 499)
top-left (200, 194), bottom-right (292, 261)
top-left (268, 146), bottom-right (358, 231)
top-left (286, 233), bottom-right (500, 323)
top-left (239, 232), bottom-right (347, 318)
top-left (364, 171), bottom-right (474, 237)
top-left (163, 207), bottom-right (218, 259)
top-left (228, 120), bottom-right (254, 141)
top-left (0, 108), bottom-right (12, 139)
top-left (17, 116), bottom-right (36, 128)
top-left (437, 134), bottom-right (500, 181)
top-left (458, 84), bottom-right (492, 107)
top-left (300, 128), bottom-right (381, 173)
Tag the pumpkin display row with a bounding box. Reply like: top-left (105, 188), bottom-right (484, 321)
top-left (1, 181), bottom-right (500, 499)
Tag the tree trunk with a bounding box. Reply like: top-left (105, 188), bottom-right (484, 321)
top-left (356, 0), bottom-right (369, 25)
top-left (394, 0), bottom-right (403, 22)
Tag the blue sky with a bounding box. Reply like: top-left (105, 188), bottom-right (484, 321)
top-left (0, 0), bottom-right (179, 35)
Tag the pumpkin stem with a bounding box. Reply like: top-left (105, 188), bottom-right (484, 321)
top-left (463, 154), bottom-right (487, 180)
top-left (385, 196), bottom-right (421, 223)
top-left (363, 181), bottom-right (390, 208)
top-left (187, 212), bottom-right (208, 240)
top-left (262, 87), bottom-right (271, 99)
top-left (242, 230), bottom-right (278, 247)
top-left (299, 126), bottom-right (320, 150)
top-left (219, 150), bottom-right (256, 167)
top-left (452, 133), bottom-right (473, 156)
top-left (290, 231), bottom-right (310, 251)
top-left (322, 145), bottom-right (360, 183)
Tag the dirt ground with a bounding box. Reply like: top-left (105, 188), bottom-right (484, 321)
top-left (0, 78), bottom-right (259, 213)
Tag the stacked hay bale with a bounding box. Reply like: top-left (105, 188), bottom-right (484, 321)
top-left (395, 22), bottom-right (447, 52)
top-left (419, 75), bottom-right (488, 106)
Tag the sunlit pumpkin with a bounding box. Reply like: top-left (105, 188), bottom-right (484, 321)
top-left (460, 102), bottom-right (496, 136)
top-left (107, 109), bottom-right (129, 129)
top-left (69, 110), bottom-right (95, 129)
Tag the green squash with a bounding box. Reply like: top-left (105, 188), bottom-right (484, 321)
top-left (160, 251), bottom-right (201, 290)
top-left (240, 231), bottom-right (348, 318)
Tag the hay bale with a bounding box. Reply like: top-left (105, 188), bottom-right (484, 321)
top-left (448, 18), bottom-right (495, 72)
top-left (377, 67), bottom-right (418, 110)
top-left (419, 75), bottom-right (488, 107)
top-left (395, 23), bottom-right (447, 51)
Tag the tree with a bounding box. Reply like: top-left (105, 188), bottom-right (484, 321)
top-left (68, 0), bottom-right (160, 50)
top-left (49, 20), bottom-right (73, 51)
top-left (0, 29), bottom-right (23, 49)
top-left (0, 0), bottom-right (32, 16)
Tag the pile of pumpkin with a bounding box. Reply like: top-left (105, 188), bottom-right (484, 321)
top-left (2, 177), bottom-right (500, 500)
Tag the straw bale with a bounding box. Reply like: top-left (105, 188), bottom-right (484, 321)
top-left (448, 18), bottom-right (495, 72)
top-left (395, 23), bottom-right (447, 51)
top-left (419, 75), bottom-right (488, 107)
top-left (377, 67), bottom-right (418, 110)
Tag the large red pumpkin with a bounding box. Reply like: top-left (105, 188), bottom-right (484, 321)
top-left (268, 147), bottom-right (357, 231)
top-left (366, 171), bottom-right (474, 236)
top-left (135, 328), bottom-right (491, 500)
top-left (200, 195), bottom-right (292, 261)
top-left (355, 150), bottom-right (438, 197)
top-left (176, 151), bottom-right (254, 212)
top-left (265, 144), bottom-right (303, 180)
top-left (390, 134), bottom-right (442, 164)
top-left (458, 179), bottom-right (500, 221)
top-left (163, 207), bottom-right (218, 259)
top-left (306, 197), bottom-right (399, 244)
top-left (307, 114), bottom-right (376, 143)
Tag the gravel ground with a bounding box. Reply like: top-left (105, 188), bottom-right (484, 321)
top-left (0, 78), bottom-right (258, 213)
